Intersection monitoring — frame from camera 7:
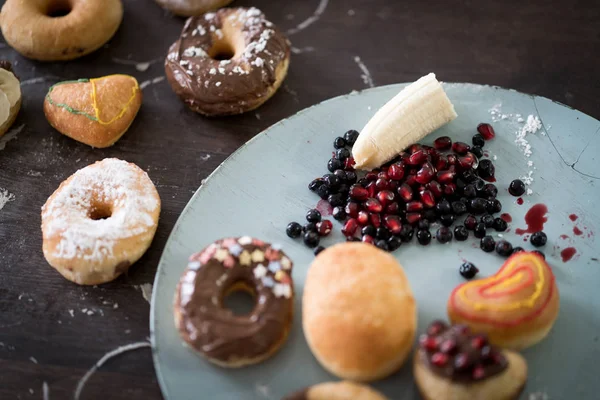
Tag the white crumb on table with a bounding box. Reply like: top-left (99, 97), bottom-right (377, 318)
top-left (0, 188), bottom-right (15, 211)
top-left (29, 388), bottom-right (34, 394)
top-left (134, 284), bottom-right (153, 304)
top-left (29, 356), bottom-right (38, 364)
top-left (69, 309), bottom-right (75, 317)
top-left (353, 56), bottom-right (375, 88)
top-left (113, 303), bottom-right (119, 309)
top-left (0, 124), bottom-right (24, 151)
top-left (348, 9), bottom-right (355, 16)
top-left (493, 155), bottom-right (497, 160)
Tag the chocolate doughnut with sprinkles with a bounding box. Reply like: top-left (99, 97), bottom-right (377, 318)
top-left (174, 237), bottom-right (295, 367)
top-left (164, 7), bottom-right (290, 116)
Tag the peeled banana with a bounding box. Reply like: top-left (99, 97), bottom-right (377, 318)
top-left (352, 73), bottom-right (457, 170)
top-left (0, 64), bottom-right (21, 137)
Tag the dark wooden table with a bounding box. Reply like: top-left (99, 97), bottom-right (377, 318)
top-left (0, 0), bottom-right (598, 398)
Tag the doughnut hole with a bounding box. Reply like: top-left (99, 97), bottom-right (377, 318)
top-left (222, 281), bottom-right (256, 316)
top-left (208, 17), bottom-right (248, 61)
top-left (88, 201), bottom-right (113, 221)
top-left (44, 0), bottom-right (73, 18)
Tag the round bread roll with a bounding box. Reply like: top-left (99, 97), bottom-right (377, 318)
top-left (283, 381), bottom-right (388, 400)
top-left (302, 242), bottom-right (417, 382)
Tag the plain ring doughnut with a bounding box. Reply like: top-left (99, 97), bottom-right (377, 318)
top-left (0, 0), bottom-right (123, 61)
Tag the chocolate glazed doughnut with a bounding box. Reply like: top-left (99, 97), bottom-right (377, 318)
top-left (165, 7), bottom-right (290, 116)
top-left (174, 237), bottom-right (294, 367)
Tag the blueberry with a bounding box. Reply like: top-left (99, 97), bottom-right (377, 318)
top-left (469, 198), bottom-right (488, 214)
top-left (303, 231), bottom-right (320, 248)
top-left (375, 240), bottom-right (389, 251)
top-left (332, 206), bottom-right (346, 221)
top-left (477, 159), bottom-right (495, 180)
top-left (492, 218), bottom-right (508, 232)
top-left (335, 148), bottom-right (351, 161)
top-left (531, 231), bottom-right (547, 247)
top-left (464, 215), bottom-right (478, 230)
top-left (327, 158), bottom-right (343, 172)
top-left (495, 240), bottom-right (513, 257)
top-left (480, 235), bottom-right (496, 252)
top-left (316, 184), bottom-right (330, 199)
top-left (482, 183), bottom-right (498, 199)
top-left (327, 193), bottom-right (344, 207)
top-left (463, 184), bottom-right (477, 199)
top-left (308, 178), bottom-right (325, 192)
top-left (313, 246), bottom-right (325, 256)
top-left (286, 222), bottom-right (302, 238)
top-left (454, 225), bottom-right (469, 241)
top-left (451, 201), bottom-right (467, 216)
top-left (481, 214), bottom-right (494, 228)
top-left (387, 236), bottom-right (403, 251)
top-left (471, 146), bottom-right (483, 158)
top-left (345, 171), bottom-right (358, 184)
top-left (333, 169), bottom-right (347, 181)
top-left (472, 134), bottom-right (485, 147)
top-left (306, 209), bottom-right (322, 223)
top-left (462, 169), bottom-right (478, 182)
top-left (344, 129), bottom-right (359, 145)
top-left (512, 246), bottom-right (525, 253)
top-left (362, 225), bottom-right (377, 237)
top-left (436, 199), bottom-right (452, 215)
top-left (323, 174), bottom-right (340, 191)
top-left (474, 222), bottom-right (487, 238)
top-left (436, 227), bottom-right (453, 243)
top-left (440, 214), bottom-right (455, 227)
top-left (376, 227), bottom-right (391, 241)
top-left (417, 230), bottom-right (432, 245)
top-left (303, 222), bottom-right (317, 233)
top-left (486, 199), bottom-right (502, 214)
top-left (333, 136), bottom-right (346, 149)
top-left (459, 262), bottom-right (479, 279)
top-left (509, 179), bottom-right (526, 196)
top-left (423, 209), bottom-right (437, 222)
top-left (399, 225), bottom-right (414, 242)
top-left (418, 219), bottom-right (430, 230)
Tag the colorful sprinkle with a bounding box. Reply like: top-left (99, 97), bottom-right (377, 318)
top-left (228, 243), bottom-right (243, 256)
top-left (262, 276), bottom-right (275, 288)
top-left (280, 257), bottom-right (292, 270)
top-left (238, 236), bottom-right (253, 245)
top-left (239, 251), bottom-right (252, 266)
top-left (273, 283), bottom-right (292, 299)
top-left (223, 256), bottom-right (235, 268)
top-left (253, 264), bottom-right (267, 279)
top-left (221, 238), bottom-right (237, 247)
top-left (214, 248), bottom-right (229, 262)
top-left (264, 248), bottom-right (281, 261)
top-left (252, 238), bottom-right (265, 246)
top-left (268, 261), bottom-right (281, 273)
top-left (251, 249), bottom-right (265, 263)
top-left (187, 261), bottom-right (201, 270)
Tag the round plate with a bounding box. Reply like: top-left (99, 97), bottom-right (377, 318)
top-left (151, 83), bottom-right (600, 400)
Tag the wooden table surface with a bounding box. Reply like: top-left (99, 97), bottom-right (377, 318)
top-left (0, 0), bottom-right (598, 398)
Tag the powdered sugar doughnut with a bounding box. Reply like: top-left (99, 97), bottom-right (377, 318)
top-left (41, 158), bottom-right (161, 285)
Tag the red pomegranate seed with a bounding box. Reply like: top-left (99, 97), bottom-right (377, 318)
top-left (439, 339), bottom-right (458, 354)
top-left (370, 213), bottom-right (381, 228)
top-left (405, 174), bottom-right (418, 187)
top-left (409, 144), bottom-right (422, 154)
top-left (385, 202), bottom-right (400, 214)
top-left (433, 136), bottom-right (452, 151)
top-left (423, 145), bottom-right (439, 159)
top-left (362, 234), bottom-right (375, 244)
top-left (378, 171), bottom-right (389, 180)
top-left (349, 185), bottom-right (368, 200)
top-left (406, 212), bottom-right (422, 225)
top-left (435, 155), bottom-right (448, 171)
top-left (387, 163), bottom-right (405, 181)
top-left (431, 352), bottom-right (449, 367)
top-left (345, 202), bottom-right (359, 217)
top-left (458, 153), bottom-right (476, 169)
top-left (419, 334), bottom-right (438, 351)
top-left (388, 180), bottom-right (399, 192)
top-left (477, 123), bottom-right (496, 140)
top-left (366, 181), bottom-right (376, 198)
top-left (427, 321), bottom-right (446, 335)
top-left (408, 149), bottom-right (428, 165)
top-left (357, 211), bottom-right (369, 226)
top-left (342, 218), bottom-right (358, 236)
top-left (397, 184), bottom-right (413, 202)
top-left (365, 171), bottom-right (378, 181)
top-left (406, 201), bottom-right (424, 212)
top-left (444, 183), bottom-right (456, 196)
top-left (447, 154), bottom-right (457, 165)
top-left (420, 190), bottom-right (436, 208)
top-left (316, 220), bottom-right (333, 236)
top-left (472, 366), bottom-right (486, 380)
top-left (384, 215), bottom-right (402, 234)
top-left (416, 162), bottom-right (436, 184)
top-left (375, 178), bottom-right (390, 191)
top-left (471, 335), bottom-right (487, 349)
top-left (365, 198), bottom-right (382, 213)
top-left (452, 141), bottom-right (471, 155)
top-left (377, 190), bottom-right (395, 206)
top-left (344, 157), bottom-right (356, 170)
top-left (426, 181), bottom-right (443, 198)
top-left (437, 170), bottom-right (456, 184)
top-left (454, 353), bottom-right (472, 371)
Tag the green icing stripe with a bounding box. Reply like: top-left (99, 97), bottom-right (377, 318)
top-left (46, 79), bottom-right (97, 121)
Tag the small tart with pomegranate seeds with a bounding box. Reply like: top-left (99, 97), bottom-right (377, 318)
top-left (447, 252), bottom-right (559, 350)
top-left (414, 320), bottom-right (527, 400)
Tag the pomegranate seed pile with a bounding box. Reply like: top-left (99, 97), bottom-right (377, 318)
top-left (286, 123), bottom-right (549, 263)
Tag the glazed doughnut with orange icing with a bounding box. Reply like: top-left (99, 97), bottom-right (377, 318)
top-left (43, 75), bottom-right (142, 148)
top-left (41, 158), bottom-right (161, 285)
top-left (447, 252), bottom-right (559, 350)
top-left (0, 0), bottom-right (123, 61)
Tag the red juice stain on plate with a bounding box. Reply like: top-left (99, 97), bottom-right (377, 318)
top-left (500, 213), bottom-right (512, 223)
top-left (559, 234), bottom-right (569, 240)
top-left (561, 247), bottom-right (577, 262)
top-left (515, 203), bottom-right (548, 235)
top-left (516, 198), bottom-right (524, 205)
top-left (573, 226), bottom-right (583, 236)
top-left (316, 199), bottom-right (332, 216)
top-left (569, 214), bottom-right (578, 221)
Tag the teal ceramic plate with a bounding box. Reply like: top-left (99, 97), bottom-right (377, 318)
top-left (151, 83), bottom-right (600, 400)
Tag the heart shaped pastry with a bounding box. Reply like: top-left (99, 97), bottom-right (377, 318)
top-left (44, 74), bottom-right (142, 148)
top-left (448, 252), bottom-right (559, 350)
top-left (414, 320), bottom-right (527, 400)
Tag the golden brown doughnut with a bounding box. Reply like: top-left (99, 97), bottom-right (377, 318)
top-left (447, 252), bottom-right (560, 350)
top-left (283, 381), bottom-right (388, 400)
top-left (174, 237), bottom-right (294, 367)
top-left (41, 158), bottom-right (161, 285)
top-left (165, 7), bottom-right (290, 116)
top-left (302, 242), bottom-right (417, 382)
top-left (43, 74), bottom-right (142, 148)
top-left (155, 0), bottom-right (233, 16)
top-left (0, 0), bottom-right (123, 61)
top-left (413, 321), bottom-right (527, 400)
